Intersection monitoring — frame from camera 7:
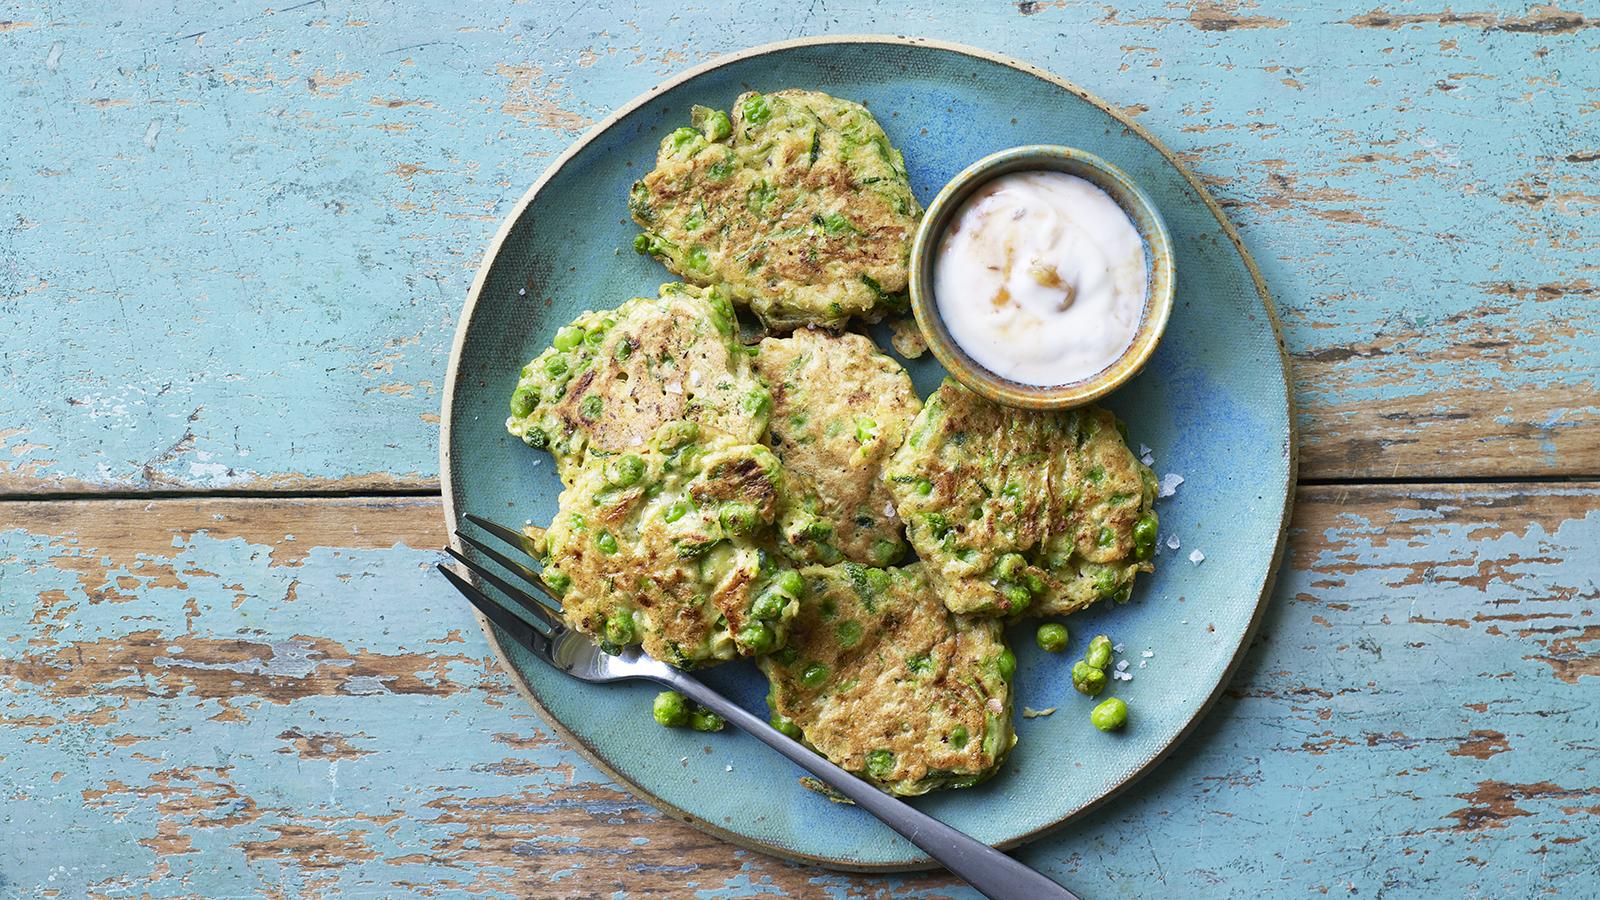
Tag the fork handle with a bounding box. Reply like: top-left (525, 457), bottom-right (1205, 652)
top-left (662, 673), bottom-right (1079, 900)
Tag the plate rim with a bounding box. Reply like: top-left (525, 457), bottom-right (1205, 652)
top-left (439, 33), bottom-right (1299, 873)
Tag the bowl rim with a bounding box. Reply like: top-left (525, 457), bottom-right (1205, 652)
top-left (908, 144), bottom-right (1177, 410)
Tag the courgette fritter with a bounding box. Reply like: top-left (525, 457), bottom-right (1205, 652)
top-left (754, 328), bottom-right (921, 566)
top-left (506, 282), bottom-right (770, 485)
top-left (885, 379), bottom-right (1158, 617)
top-left (540, 421), bottom-right (802, 667)
top-left (629, 89), bottom-right (921, 331)
top-left (760, 563), bottom-right (1015, 796)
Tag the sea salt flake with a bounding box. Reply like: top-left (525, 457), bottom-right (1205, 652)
top-left (1141, 650), bottom-right (1154, 658)
top-left (1116, 659), bottom-right (1129, 671)
top-left (1023, 706), bottom-right (1057, 718)
top-left (1140, 453), bottom-right (1154, 466)
top-left (1139, 444), bottom-right (1152, 457)
top-left (725, 764), bottom-right (733, 772)
top-left (689, 369), bottom-right (703, 387)
top-left (1166, 534), bottom-right (1180, 550)
top-left (1138, 660), bottom-right (1147, 669)
top-left (884, 501), bottom-right (896, 520)
top-left (664, 381), bottom-right (683, 395)
top-left (1189, 549), bottom-right (1205, 565)
top-left (1113, 643), bottom-right (1125, 653)
top-left (1158, 473), bottom-right (1184, 498)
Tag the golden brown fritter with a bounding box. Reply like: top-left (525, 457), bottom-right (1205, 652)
top-left (629, 90), bottom-right (920, 331)
top-left (885, 379), bottom-right (1158, 617)
top-left (505, 282), bottom-right (769, 485)
top-left (754, 328), bottom-right (921, 566)
top-left (540, 422), bottom-right (802, 668)
top-left (760, 563), bottom-right (1014, 796)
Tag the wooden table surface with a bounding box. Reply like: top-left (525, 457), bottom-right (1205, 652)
top-left (2, 2), bottom-right (1596, 897)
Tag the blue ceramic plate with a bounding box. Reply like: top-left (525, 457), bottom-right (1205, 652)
top-left (441, 36), bottom-right (1294, 871)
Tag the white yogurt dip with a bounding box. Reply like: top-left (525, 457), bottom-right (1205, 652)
top-left (933, 171), bottom-right (1147, 386)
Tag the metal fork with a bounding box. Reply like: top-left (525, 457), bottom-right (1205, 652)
top-left (439, 514), bottom-right (1079, 900)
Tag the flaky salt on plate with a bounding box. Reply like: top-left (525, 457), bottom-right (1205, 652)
top-left (1189, 549), bottom-right (1205, 565)
top-left (1159, 473), bottom-right (1184, 498)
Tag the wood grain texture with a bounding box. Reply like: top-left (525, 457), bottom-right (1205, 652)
top-left (2, 487), bottom-right (1596, 896)
top-left (1, 1), bottom-right (1595, 492)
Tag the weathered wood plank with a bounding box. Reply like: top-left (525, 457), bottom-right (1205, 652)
top-left (2, 485), bottom-right (1595, 896)
top-left (1, 2), bottom-right (1595, 491)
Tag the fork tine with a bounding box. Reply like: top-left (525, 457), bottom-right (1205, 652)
top-left (465, 514), bottom-right (532, 554)
top-left (455, 530), bottom-right (563, 608)
top-left (437, 564), bottom-right (552, 658)
top-left (444, 546), bottom-right (565, 634)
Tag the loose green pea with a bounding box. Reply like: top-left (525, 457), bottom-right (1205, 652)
top-left (948, 725), bottom-right (969, 747)
top-left (632, 233), bottom-right (651, 254)
top-left (1091, 697), bottom-right (1128, 732)
top-left (771, 712), bottom-right (802, 740)
top-left (1072, 660), bottom-right (1107, 697)
top-left (653, 690), bottom-right (690, 727)
top-left (738, 621), bottom-right (776, 654)
top-left (604, 611), bottom-right (634, 645)
top-left (552, 325), bottom-right (584, 351)
top-left (1086, 634), bottom-right (1113, 669)
top-left (609, 454), bottom-right (645, 486)
top-left (1036, 623), bottom-right (1069, 653)
top-left (776, 569), bottom-right (805, 597)
top-left (595, 531), bottom-right (619, 555)
top-left (1133, 512), bottom-right (1159, 560)
top-left (995, 648), bottom-right (1016, 682)
top-left (799, 662), bottom-right (829, 689)
top-left (865, 749), bottom-right (894, 779)
top-left (690, 709), bottom-right (726, 732)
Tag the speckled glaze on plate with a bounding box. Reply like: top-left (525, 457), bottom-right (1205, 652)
top-left (441, 36), bottom-right (1295, 872)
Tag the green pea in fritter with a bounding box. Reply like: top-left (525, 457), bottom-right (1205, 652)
top-left (753, 328), bottom-right (921, 566)
top-left (505, 282), bottom-right (770, 485)
top-left (629, 89), bottom-right (921, 331)
top-left (885, 379), bottom-right (1158, 618)
top-left (760, 563), bottom-right (1015, 796)
top-left (540, 421), bottom-right (802, 668)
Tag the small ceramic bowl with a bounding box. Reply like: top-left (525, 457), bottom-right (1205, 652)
top-left (908, 145), bottom-right (1175, 409)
